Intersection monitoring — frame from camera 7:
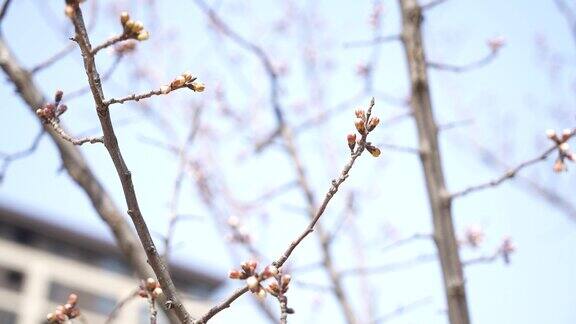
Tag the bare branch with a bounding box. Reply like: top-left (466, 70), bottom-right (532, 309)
top-left (421, 0), bottom-right (449, 10)
top-left (67, 53), bottom-right (124, 100)
top-left (377, 143), bottom-right (420, 155)
top-left (451, 129), bottom-right (575, 199)
top-left (197, 100), bottom-right (377, 323)
top-left (344, 34), bottom-right (401, 48)
top-left (0, 128), bottom-right (44, 181)
top-left (339, 253), bottom-right (437, 277)
top-left (427, 51), bottom-right (498, 73)
top-left (399, 0), bottom-right (471, 323)
top-left (371, 297), bottom-right (433, 323)
top-left (30, 43), bottom-right (76, 74)
top-left (105, 289), bottom-right (139, 324)
top-left (46, 118), bottom-right (103, 145)
top-left (66, 4), bottom-right (191, 322)
top-left (0, 32), bottom-right (180, 324)
top-left (91, 33), bottom-right (130, 55)
top-left (553, 0), bottom-right (576, 50)
top-left (0, 0), bottom-right (13, 25)
top-left (381, 233), bottom-right (432, 253)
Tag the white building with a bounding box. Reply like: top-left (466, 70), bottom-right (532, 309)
top-left (0, 205), bottom-right (222, 324)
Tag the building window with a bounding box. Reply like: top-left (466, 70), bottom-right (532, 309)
top-left (48, 281), bottom-right (116, 315)
top-left (0, 265), bottom-right (24, 292)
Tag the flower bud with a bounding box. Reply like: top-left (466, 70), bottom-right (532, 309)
top-left (562, 129), bottom-right (573, 141)
top-left (256, 287), bottom-right (267, 300)
top-left (553, 159), bottom-right (566, 173)
top-left (120, 12), bottom-right (130, 25)
top-left (247, 260), bottom-right (258, 272)
top-left (152, 287), bottom-right (163, 298)
top-left (366, 144), bottom-right (381, 157)
top-left (65, 5), bottom-right (75, 18)
top-left (170, 76), bottom-right (186, 88)
top-left (137, 31), bottom-right (149, 41)
top-left (54, 90), bottom-right (64, 103)
top-left (354, 109), bottom-right (366, 120)
top-left (262, 265), bottom-right (278, 278)
top-left (182, 71), bottom-right (193, 82)
top-left (191, 82), bottom-right (205, 92)
top-left (146, 278), bottom-right (157, 290)
top-left (354, 118), bottom-right (366, 135)
top-left (125, 20), bottom-right (135, 30)
top-left (559, 143), bottom-right (570, 153)
top-left (368, 116), bottom-right (380, 131)
top-left (228, 269), bottom-right (242, 279)
top-left (282, 274), bottom-right (291, 285)
top-left (246, 276), bottom-right (259, 292)
top-left (347, 133), bottom-right (356, 151)
top-left (132, 21), bottom-right (144, 32)
top-left (487, 36), bottom-right (505, 52)
top-left (546, 129), bottom-right (557, 140)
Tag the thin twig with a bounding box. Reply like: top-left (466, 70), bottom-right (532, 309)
top-left (377, 143), bottom-right (420, 155)
top-left (105, 80), bottom-right (195, 105)
top-left (0, 128), bottom-right (44, 181)
top-left (0, 0), bottom-right (13, 25)
top-left (462, 251), bottom-right (502, 267)
top-left (427, 51), bottom-right (498, 73)
top-left (371, 297), bottom-right (433, 323)
top-left (91, 33), bottom-right (130, 55)
top-left (421, 0), bottom-right (449, 10)
top-left (196, 100), bottom-right (376, 323)
top-left (47, 118), bottom-right (103, 145)
top-left (164, 106), bottom-right (203, 263)
top-left (451, 129), bottom-right (575, 199)
top-left (30, 43), bottom-right (76, 74)
top-left (381, 233), bottom-right (432, 253)
top-left (105, 289), bottom-right (139, 324)
top-left (339, 253), bottom-right (437, 277)
top-left (193, 2), bottom-right (363, 323)
top-left (344, 34), bottom-right (402, 48)
top-left (67, 53), bottom-right (124, 99)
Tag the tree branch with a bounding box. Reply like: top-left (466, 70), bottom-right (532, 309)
top-left (451, 129), bottom-right (575, 199)
top-left (398, 1), bottom-right (471, 323)
top-left (66, 3), bottom-right (191, 322)
top-left (427, 51), bottom-right (498, 73)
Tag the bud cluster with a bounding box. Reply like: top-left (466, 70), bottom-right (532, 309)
top-left (229, 261), bottom-right (280, 299)
top-left (487, 36), bottom-right (505, 52)
top-left (120, 12), bottom-right (150, 41)
top-left (347, 105), bottom-right (381, 157)
top-left (546, 129), bottom-right (575, 172)
top-left (160, 72), bottom-right (205, 95)
top-left (138, 278), bottom-right (163, 300)
top-left (47, 293), bottom-right (80, 323)
top-left (266, 274), bottom-right (291, 298)
top-left (36, 90), bottom-right (68, 122)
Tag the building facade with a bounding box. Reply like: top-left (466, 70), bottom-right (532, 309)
top-left (0, 206), bottom-right (222, 324)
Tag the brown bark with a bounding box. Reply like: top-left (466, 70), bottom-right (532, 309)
top-left (397, 1), bottom-right (470, 324)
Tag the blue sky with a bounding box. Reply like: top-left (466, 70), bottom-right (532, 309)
top-left (1, 0), bottom-right (576, 323)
